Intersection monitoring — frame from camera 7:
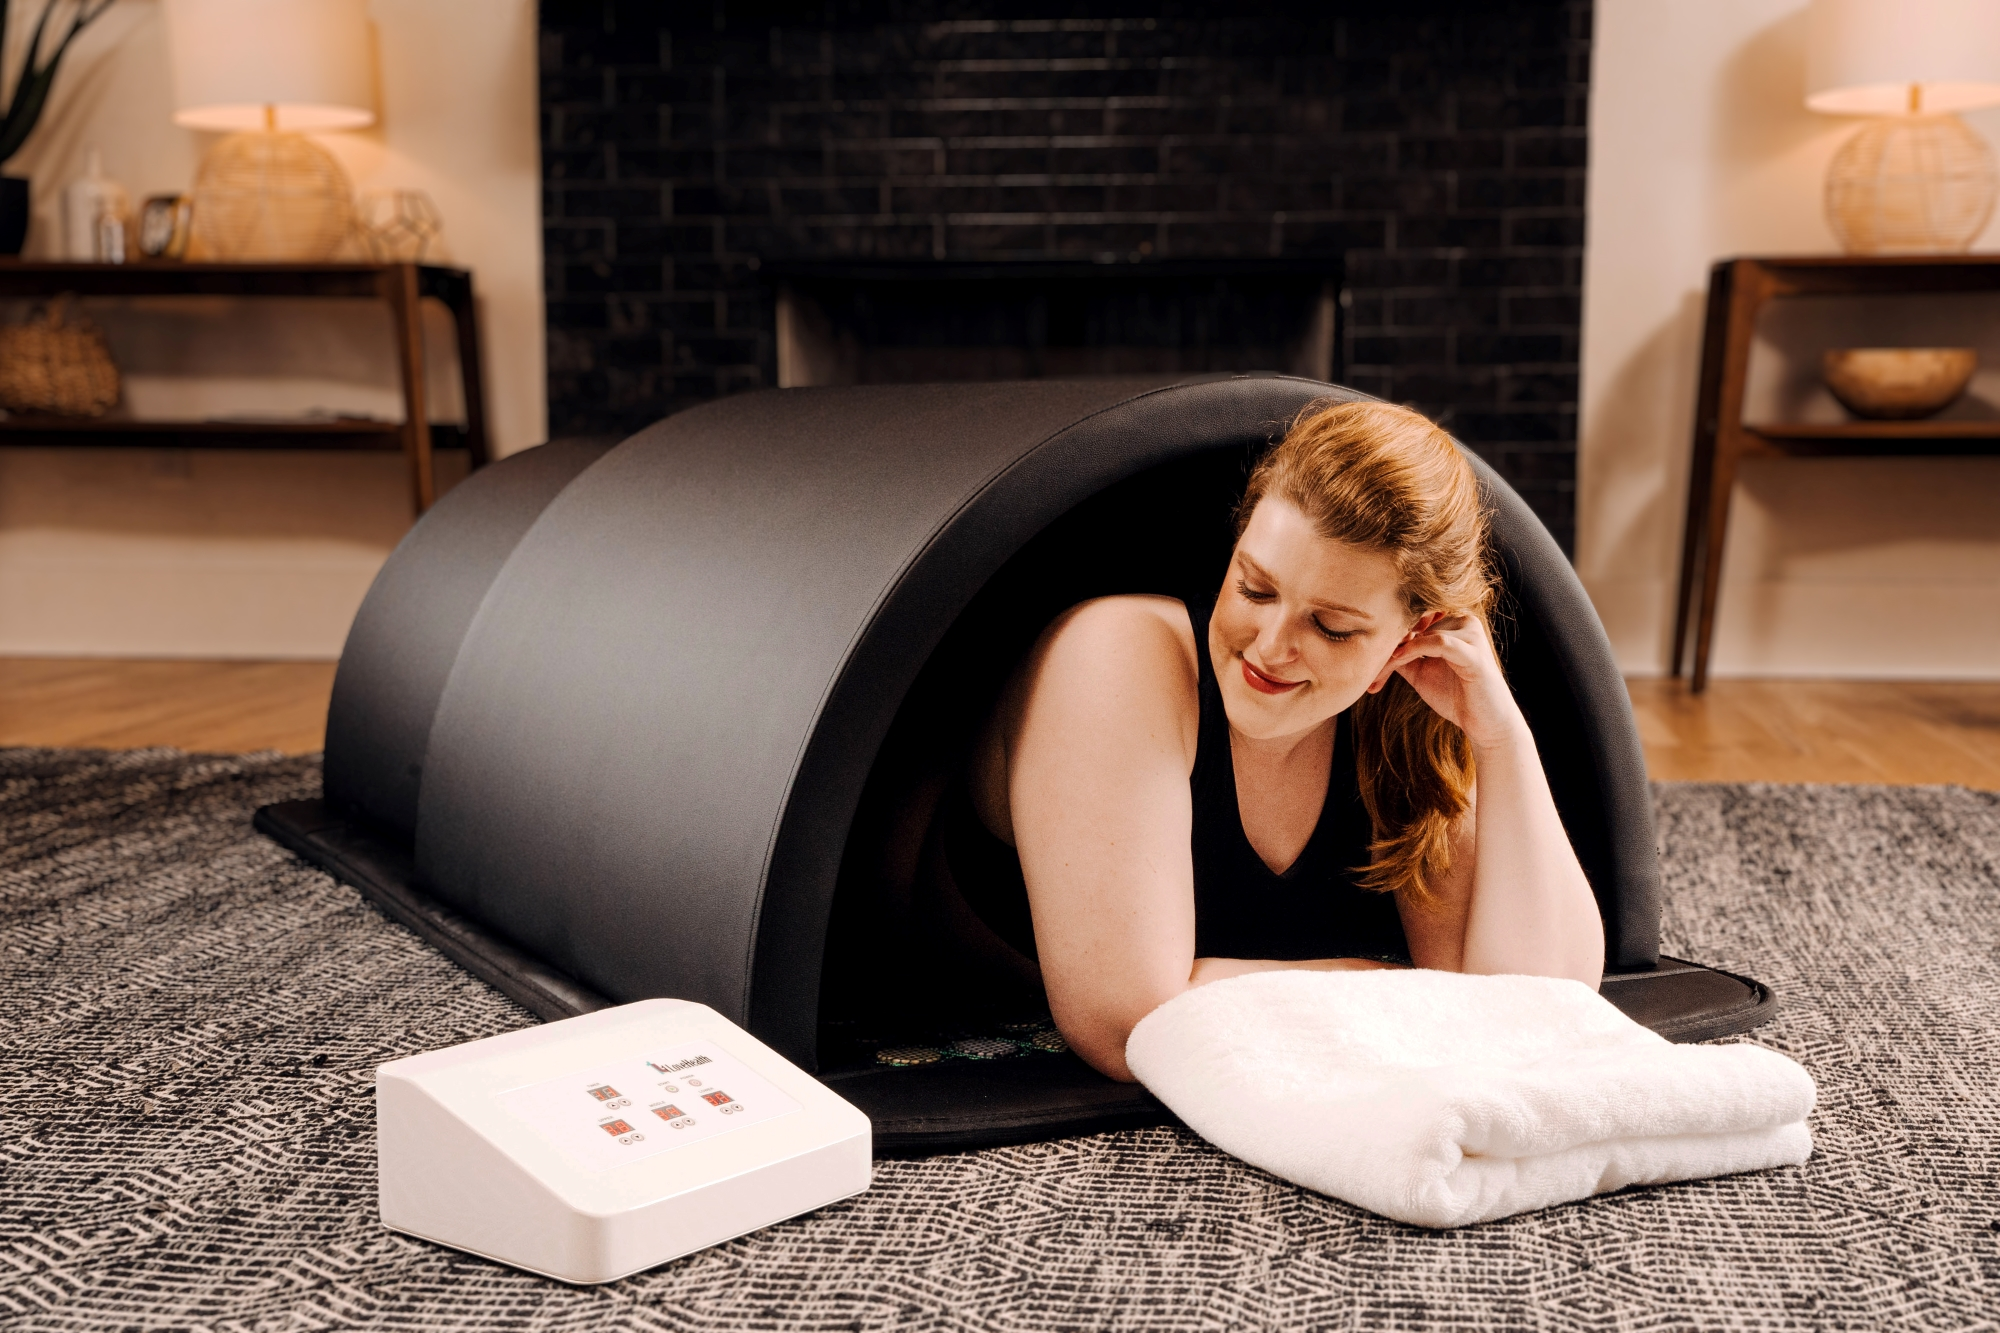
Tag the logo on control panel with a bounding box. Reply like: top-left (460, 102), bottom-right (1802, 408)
top-left (646, 1054), bottom-right (714, 1075)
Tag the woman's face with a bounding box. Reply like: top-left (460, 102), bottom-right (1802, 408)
top-left (1210, 495), bottom-right (1421, 741)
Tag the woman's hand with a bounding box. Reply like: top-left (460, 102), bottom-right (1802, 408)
top-left (1370, 612), bottom-right (1526, 753)
top-left (1370, 611), bottom-right (1603, 988)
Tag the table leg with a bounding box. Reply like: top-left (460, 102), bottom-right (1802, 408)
top-left (1671, 428), bottom-right (1715, 679)
top-left (425, 267), bottom-right (489, 468)
top-left (384, 263), bottom-right (436, 514)
top-left (1672, 266), bottom-right (1735, 678)
top-left (451, 279), bottom-right (490, 468)
top-left (1688, 433), bottom-right (1741, 695)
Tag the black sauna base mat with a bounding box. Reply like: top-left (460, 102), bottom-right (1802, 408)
top-left (256, 798), bottom-right (1779, 1155)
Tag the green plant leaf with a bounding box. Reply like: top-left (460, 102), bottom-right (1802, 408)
top-left (0, 0), bottom-right (59, 160)
top-left (0, 67), bottom-right (56, 163)
top-left (0, 0), bottom-right (118, 168)
top-left (1, 3), bottom-right (13, 118)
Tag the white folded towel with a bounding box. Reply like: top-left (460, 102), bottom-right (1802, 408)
top-left (1124, 968), bottom-right (1815, 1229)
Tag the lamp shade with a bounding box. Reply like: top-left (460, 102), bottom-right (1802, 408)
top-left (163, 0), bottom-right (374, 132)
top-left (1807, 0), bottom-right (2000, 115)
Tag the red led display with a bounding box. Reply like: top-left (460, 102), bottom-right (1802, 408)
top-left (653, 1105), bottom-right (684, 1121)
top-left (700, 1090), bottom-right (733, 1107)
top-left (599, 1119), bottom-right (633, 1136)
top-left (587, 1085), bottom-right (621, 1101)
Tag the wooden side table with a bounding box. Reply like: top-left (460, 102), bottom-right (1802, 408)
top-left (1672, 255), bottom-right (2000, 692)
top-left (0, 261), bottom-right (489, 513)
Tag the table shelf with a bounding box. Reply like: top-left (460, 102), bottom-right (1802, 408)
top-left (1742, 419), bottom-right (2000, 455)
top-left (0, 418), bottom-right (474, 451)
top-left (0, 260), bottom-right (488, 513)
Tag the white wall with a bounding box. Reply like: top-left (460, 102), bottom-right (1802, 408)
top-left (1580, 0), bottom-right (2000, 678)
top-left (0, 0), bottom-right (543, 658)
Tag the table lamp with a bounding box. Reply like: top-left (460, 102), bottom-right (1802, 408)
top-left (1808, 0), bottom-right (2000, 253)
top-left (162, 0), bottom-right (374, 261)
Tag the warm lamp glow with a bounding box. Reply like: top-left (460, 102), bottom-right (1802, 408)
top-left (1806, 0), bottom-right (2000, 115)
top-left (1807, 0), bottom-right (2000, 253)
top-left (163, 0), bottom-right (374, 132)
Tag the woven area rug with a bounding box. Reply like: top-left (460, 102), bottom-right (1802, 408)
top-left (2, 749), bottom-right (1997, 1332)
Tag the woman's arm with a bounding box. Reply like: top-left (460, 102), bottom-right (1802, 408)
top-left (1005, 597), bottom-right (1205, 1081)
top-left (1379, 615), bottom-right (1604, 986)
top-left (1395, 783), bottom-right (1477, 972)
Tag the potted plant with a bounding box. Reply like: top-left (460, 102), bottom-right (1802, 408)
top-left (1, 0), bottom-right (118, 256)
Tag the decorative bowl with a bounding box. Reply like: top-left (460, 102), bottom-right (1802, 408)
top-left (1821, 347), bottom-right (1978, 420)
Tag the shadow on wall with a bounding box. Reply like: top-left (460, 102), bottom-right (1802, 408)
top-left (1576, 291), bottom-right (1707, 659)
top-left (1710, 6), bottom-right (1834, 251)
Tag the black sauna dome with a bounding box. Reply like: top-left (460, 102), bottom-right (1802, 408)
top-left (260, 375), bottom-right (1774, 1153)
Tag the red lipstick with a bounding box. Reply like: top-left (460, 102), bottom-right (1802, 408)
top-left (1240, 659), bottom-right (1304, 695)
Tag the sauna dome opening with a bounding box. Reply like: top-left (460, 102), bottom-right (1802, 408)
top-left (818, 445), bottom-right (1262, 1061)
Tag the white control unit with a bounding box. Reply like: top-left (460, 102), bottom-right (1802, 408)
top-left (377, 998), bottom-right (871, 1283)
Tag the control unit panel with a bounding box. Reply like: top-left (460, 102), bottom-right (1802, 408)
top-left (498, 1038), bottom-right (802, 1173)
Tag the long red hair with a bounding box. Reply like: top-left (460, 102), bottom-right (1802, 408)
top-left (1235, 398), bottom-right (1494, 901)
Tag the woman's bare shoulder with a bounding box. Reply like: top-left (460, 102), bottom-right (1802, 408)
top-left (1041, 594), bottom-right (1198, 667)
top-left (1020, 595), bottom-right (1201, 739)
top-left (975, 595), bottom-right (1200, 837)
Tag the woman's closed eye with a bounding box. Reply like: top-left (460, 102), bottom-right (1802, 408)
top-left (1311, 618), bottom-right (1359, 644)
top-left (1239, 579), bottom-right (1359, 643)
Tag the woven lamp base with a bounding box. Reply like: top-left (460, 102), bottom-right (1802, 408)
top-left (1825, 112), bottom-right (2000, 254)
top-left (189, 130), bottom-right (354, 262)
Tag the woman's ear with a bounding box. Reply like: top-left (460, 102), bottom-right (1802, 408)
top-left (1366, 611), bottom-right (1444, 695)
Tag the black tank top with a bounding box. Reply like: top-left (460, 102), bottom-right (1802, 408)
top-left (940, 598), bottom-right (1410, 964)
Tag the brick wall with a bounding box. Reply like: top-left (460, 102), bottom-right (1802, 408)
top-left (540, 0), bottom-right (1590, 550)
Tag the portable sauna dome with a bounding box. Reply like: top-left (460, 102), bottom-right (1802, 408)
top-left (259, 375), bottom-right (1774, 1154)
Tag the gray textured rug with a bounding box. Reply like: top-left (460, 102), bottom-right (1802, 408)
top-left (2, 748), bottom-right (1997, 1331)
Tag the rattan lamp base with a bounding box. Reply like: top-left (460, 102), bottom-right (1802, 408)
top-left (1825, 112), bottom-right (1999, 254)
top-left (189, 129), bottom-right (354, 261)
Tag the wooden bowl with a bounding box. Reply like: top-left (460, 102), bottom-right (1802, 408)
top-left (1822, 347), bottom-right (1977, 420)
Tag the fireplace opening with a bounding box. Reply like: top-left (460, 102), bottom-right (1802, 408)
top-left (772, 259), bottom-right (1341, 387)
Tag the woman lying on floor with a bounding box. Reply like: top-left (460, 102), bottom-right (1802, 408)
top-left (913, 398), bottom-right (1605, 1082)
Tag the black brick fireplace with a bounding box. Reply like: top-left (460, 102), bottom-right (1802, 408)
top-left (540, 0), bottom-right (1589, 550)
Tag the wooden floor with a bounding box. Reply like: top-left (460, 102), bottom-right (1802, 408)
top-left (1626, 677), bottom-right (2000, 789)
top-left (0, 658), bottom-right (338, 756)
top-left (0, 658), bottom-right (1997, 788)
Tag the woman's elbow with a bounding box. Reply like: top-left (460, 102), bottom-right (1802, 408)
top-left (1461, 922), bottom-right (1604, 991)
top-left (1066, 1025), bottom-right (1142, 1082)
top-left (1050, 993), bottom-right (1180, 1083)
top-left (1543, 929), bottom-right (1605, 991)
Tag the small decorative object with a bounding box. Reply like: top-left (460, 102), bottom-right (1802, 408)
top-left (1807, 0), bottom-right (2000, 253)
top-left (356, 188), bottom-right (444, 262)
top-left (95, 209), bottom-right (125, 262)
top-left (0, 295), bottom-right (121, 417)
top-left (61, 149), bottom-right (129, 261)
top-left (1822, 347), bottom-right (1978, 419)
top-left (0, 0), bottom-right (122, 256)
top-left (163, 0), bottom-right (374, 261)
top-left (137, 194), bottom-right (193, 259)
